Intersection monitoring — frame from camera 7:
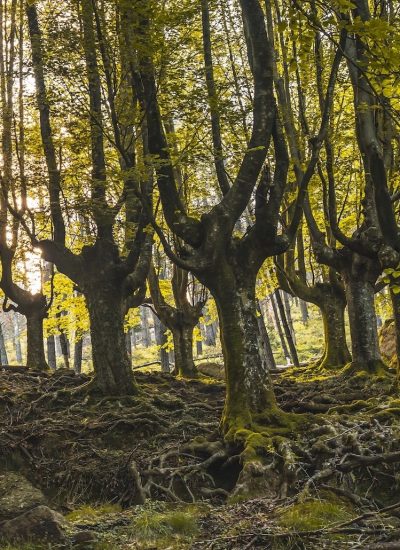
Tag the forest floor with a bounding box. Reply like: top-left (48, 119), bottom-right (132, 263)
top-left (1, 365), bottom-right (400, 549)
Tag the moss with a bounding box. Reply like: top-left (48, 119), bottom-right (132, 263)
top-left (132, 506), bottom-right (199, 540)
top-left (341, 360), bottom-right (389, 377)
top-left (375, 407), bottom-right (400, 421)
top-left (277, 498), bottom-right (354, 531)
top-left (66, 503), bottom-right (122, 522)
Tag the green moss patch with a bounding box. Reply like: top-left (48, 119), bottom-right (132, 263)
top-left (66, 503), bottom-right (122, 522)
top-left (277, 498), bottom-right (354, 531)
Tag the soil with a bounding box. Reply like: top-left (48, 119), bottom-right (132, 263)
top-left (1, 365), bottom-right (400, 548)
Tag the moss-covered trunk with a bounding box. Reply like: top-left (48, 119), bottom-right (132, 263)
top-left (214, 275), bottom-right (275, 434)
top-left (319, 294), bottom-right (351, 369)
top-left (343, 275), bottom-right (383, 371)
top-left (172, 324), bottom-right (197, 377)
top-left (85, 284), bottom-right (137, 395)
top-left (26, 312), bottom-right (49, 370)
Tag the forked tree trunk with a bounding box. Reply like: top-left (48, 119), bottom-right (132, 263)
top-left (343, 275), bottom-right (382, 370)
top-left (172, 324), bottom-right (197, 377)
top-left (26, 312), bottom-right (48, 370)
top-left (319, 295), bottom-right (351, 369)
top-left (213, 275), bottom-right (275, 433)
top-left (85, 284), bottom-right (137, 395)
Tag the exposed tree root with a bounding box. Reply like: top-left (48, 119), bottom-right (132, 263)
top-left (1, 365), bottom-right (400, 548)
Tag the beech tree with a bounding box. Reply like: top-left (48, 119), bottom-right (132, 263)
top-left (0, 0), bottom-right (50, 370)
top-left (134, 0), bottom-right (344, 432)
top-left (21, 0), bottom-right (153, 393)
top-left (148, 261), bottom-right (206, 377)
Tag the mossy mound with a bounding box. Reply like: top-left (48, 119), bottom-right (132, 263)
top-left (277, 496), bottom-right (354, 531)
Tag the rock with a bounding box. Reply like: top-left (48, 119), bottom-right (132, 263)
top-left (379, 319), bottom-right (396, 363)
top-left (0, 505), bottom-right (66, 543)
top-left (0, 471), bottom-right (47, 521)
top-left (197, 362), bottom-right (225, 380)
top-left (71, 529), bottom-right (98, 547)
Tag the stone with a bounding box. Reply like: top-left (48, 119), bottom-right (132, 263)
top-left (71, 529), bottom-right (98, 547)
top-left (0, 505), bottom-right (66, 543)
top-left (0, 471), bottom-right (47, 521)
top-left (196, 362), bottom-right (225, 380)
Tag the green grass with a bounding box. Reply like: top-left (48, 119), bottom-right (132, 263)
top-left (277, 498), bottom-right (354, 531)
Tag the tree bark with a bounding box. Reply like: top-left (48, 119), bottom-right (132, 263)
top-left (26, 312), bottom-right (48, 370)
top-left (271, 293), bottom-right (290, 363)
top-left (153, 313), bottom-right (170, 373)
top-left (257, 301), bottom-right (276, 371)
top-left (85, 284), bottom-right (137, 395)
top-left (211, 271), bottom-right (275, 432)
top-left (141, 307), bottom-right (151, 347)
top-left (196, 331), bottom-right (203, 357)
top-left (13, 313), bottom-right (22, 363)
top-left (172, 324), bottom-right (197, 377)
top-left (390, 287), bottom-right (400, 375)
top-left (47, 335), bottom-right (56, 370)
top-left (319, 294), bottom-right (351, 369)
top-left (74, 337), bottom-right (83, 374)
top-left (299, 299), bottom-right (309, 324)
top-left (125, 329), bottom-right (132, 360)
top-left (205, 318), bottom-right (217, 346)
top-left (275, 290), bottom-right (300, 367)
top-left (59, 332), bottom-right (70, 369)
top-left (282, 291), bottom-right (296, 343)
top-left (343, 274), bottom-right (382, 370)
top-left (0, 323), bottom-right (8, 365)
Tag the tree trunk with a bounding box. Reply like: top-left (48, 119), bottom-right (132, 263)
top-left (125, 329), bottom-right (132, 360)
top-left (47, 335), bottom-right (56, 370)
top-left (205, 320), bottom-right (217, 346)
top-left (344, 276), bottom-right (383, 371)
top-left (213, 277), bottom-right (276, 433)
top-left (153, 313), bottom-right (170, 373)
top-left (0, 323), bottom-right (8, 365)
top-left (74, 337), bottom-right (83, 374)
top-left (172, 324), bottom-right (197, 377)
top-left (271, 293), bottom-right (290, 364)
top-left (196, 327), bottom-right (203, 356)
top-left (257, 301), bottom-right (276, 371)
top-left (85, 285), bottom-right (137, 395)
top-left (26, 312), bottom-right (48, 370)
top-left (300, 299), bottom-right (309, 324)
top-left (319, 295), bottom-right (351, 370)
top-left (13, 313), bottom-right (22, 363)
top-left (390, 287), bottom-right (400, 375)
top-left (282, 291), bottom-right (296, 343)
top-left (141, 307), bottom-right (151, 347)
top-left (275, 290), bottom-right (300, 367)
top-left (59, 332), bottom-right (70, 369)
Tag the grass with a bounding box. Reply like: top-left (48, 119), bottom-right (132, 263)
top-left (277, 498), bottom-right (354, 531)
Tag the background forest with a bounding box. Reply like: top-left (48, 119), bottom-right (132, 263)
top-left (0, 0), bottom-right (400, 548)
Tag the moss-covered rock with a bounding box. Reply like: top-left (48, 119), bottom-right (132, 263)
top-left (0, 472), bottom-right (47, 521)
